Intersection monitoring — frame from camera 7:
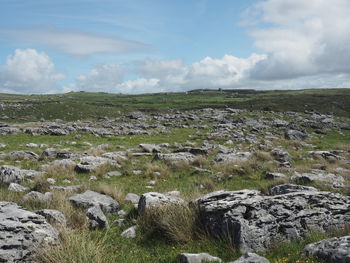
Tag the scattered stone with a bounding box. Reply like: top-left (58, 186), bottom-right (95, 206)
top-left (104, 171), bottom-right (122, 178)
top-left (23, 191), bottom-right (53, 202)
top-left (125, 193), bottom-right (140, 204)
top-left (8, 150), bottom-right (39, 160)
top-left (75, 156), bottom-right (118, 173)
top-left (285, 129), bottom-right (308, 140)
top-left (25, 143), bottom-right (38, 148)
top-left (8, 182), bottom-right (29, 192)
top-left (86, 206), bottom-right (109, 230)
top-left (153, 152), bottom-right (196, 164)
top-left (303, 235), bottom-right (350, 263)
top-left (179, 253), bottom-right (222, 263)
top-left (0, 165), bottom-right (41, 184)
top-left (265, 172), bottom-right (287, 180)
top-left (50, 185), bottom-right (81, 192)
top-left (69, 190), bottom-right (119, 213)
top-left (229, 253), bottom-right (270, 263)
top-left (215, 152), bottom-right (252, 164)
top-left (121, 225), bottom-right (137, 238)
top-left (47, 178), bottom-right (56, 184)
top-left (139, 143), bottom-right (161, 153)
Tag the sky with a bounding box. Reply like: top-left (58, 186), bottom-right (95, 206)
top-left (1, 0), bottom-right (350, 94)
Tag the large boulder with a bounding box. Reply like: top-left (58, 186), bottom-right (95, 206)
top-left (193, 189), bottom-right (350, 253)
top-left (0, 202), bottom-right (59, 262)
top-left (69, 190), bottom-right (119, 213)
top-left (303, 235), bottom-right (350, 263)
top-left (138, 192), bottom-right (185, 215)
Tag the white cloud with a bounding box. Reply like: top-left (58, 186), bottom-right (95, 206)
top-left (0, 49), bottom-right (64, 93)
top-left (246, 0), bottom-right (350, 80)
top-left (70, 63), bottom-right (125, 92)
top-left (116, 78), bottom-right (160, 94)
top-left (0, 27), bottom-right (149, 56)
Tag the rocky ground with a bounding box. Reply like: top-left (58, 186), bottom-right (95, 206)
top-left (0, 107), bottom-right (349, 263)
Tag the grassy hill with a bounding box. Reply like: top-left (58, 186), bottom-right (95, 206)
top-left (1, 88), bottom-right (350, 121)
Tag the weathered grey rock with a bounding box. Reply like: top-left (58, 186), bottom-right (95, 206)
top-left (139, 143), bottom-right (161, 153)
top-left (69, 190), bottom-right (119, 213)
top-left (285, 129), bottom-right (308, 140)
top-left (41, 148), bottom-right (59, 158)
top-left (75, 156), bottom-right (118, 173)
top-left (102, 151), bottom-right (128, 161)
top-left (23, 191), bottom-right (53, 202)
top-left (215, 152), bottom-right (252, 164)
top-left (179, 252), bottom-right (222, 263)
top-left (50, 185), bottom-right (81, 192)
top-left (47, 178), bottom-right (56, 184)
top-left (291, 170), bottom-right (345, 188)
top-left (8, 150), bottom-right (39, 160)
top-left (35, 209), bottom-right (67, 227)
top-left (270, 184), bottom-right (318, 195)
top-left (124, 193), bottom-right (140, 204)
top-left (0, 165), bottom-right (41, 184)
top-left (40, 159), bottom-right (76, 171)
top-left (104, 171), bottom-right (122, 178)
top-left (25, 143), bottom-right (38, 148)
top-left (86, 206), bottom-right (109, 230)
top-left (8, 182), bottom-right (29, 192)
top-left (0, 202), bottom-right (59, 262)
top-left (153, 152), bottom-right (196, 164)
top-left (193, 189), bottom-right (350, 253)
top-left (303, 235), bottom-right (350, 263)
top-left (271, 149), bottom-right (291, 163)
top-left (121, 225), bottom-right (137, 238)
top-left (138, 192), bottom-right (185, 215)
top-left (265, 172), bottom-right (287, 180)
top-left (229, 253), bottom-right (270, 263)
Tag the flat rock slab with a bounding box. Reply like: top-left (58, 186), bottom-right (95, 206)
top-left (214, 152), bottom-right (252, 164)
top-left (153, 152), bottom-right (196, 164)
top-left (303, 235), bottom-right (350, 263)
top-left (193, 189), bottom-right (350, 253)
top-left (291, 170), bottom-right (344, 188)
top-left (270, 184), bottom-right (318, 195)
top-left (179, 253), bottom-right (222, 263)
top-left (69, 190), bottom-right (119, 213)
top-left (0, 202), bottom-right (58, 262)
top-left (75, 156), bottom-right (118, 173)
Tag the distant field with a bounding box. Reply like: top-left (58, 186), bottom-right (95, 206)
top-left (1, 88), bottom-right (350, 121)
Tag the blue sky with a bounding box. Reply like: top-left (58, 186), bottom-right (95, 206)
top-left (1, 0), bottom-right (350, 94)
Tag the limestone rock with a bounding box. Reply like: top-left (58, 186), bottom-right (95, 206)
top-left (229, 253), bottom-right (270, 263)
top-left (193, 189), bottom-right (350, 253)
top-left (153, 152), bottom-right (196, 164)
top-left (270, 184), bottom-right (318, 195)
top-left (214, 152), bottom-right (252, 164)
top-left (8, 182), bottom-right (29, 192)
top-left (69, 190), bottom-right (119, 213)
top-left (179, 253), bottom-right (222, 263)
top-left (121, 225), bottom-right (137, 238)
top-left (86, 206), bottom-right (109, 230)
top-left (0, 202), bottom-right (59, 262)
top-left (35, 209), bottom-right (67, 227)
top-left (138, 192), bottom-right (185, 215)
top-left (303, 235), bottom-right (350, 263)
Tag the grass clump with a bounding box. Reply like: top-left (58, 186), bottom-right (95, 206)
top-left (137, 204), bottom-right (200, 243)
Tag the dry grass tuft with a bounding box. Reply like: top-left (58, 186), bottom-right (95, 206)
top-left (137, 204), bottom-right (200, 243)
top-left (143, 163), bottom-right (170, 179)
top-left (34, 229), bottom-right (110, 263)
top-left (193, 156), bottom-right (210, 168)
top-left (91, 183), bottom-right (124, 204)
top-left (94, 163), bottom-right (119, 178)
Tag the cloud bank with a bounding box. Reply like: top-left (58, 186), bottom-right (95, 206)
top-left (1, 0), bottom-right (350, 94)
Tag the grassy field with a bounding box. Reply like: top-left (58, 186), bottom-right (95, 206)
top-left (1, 88), bottom-right (350, 121)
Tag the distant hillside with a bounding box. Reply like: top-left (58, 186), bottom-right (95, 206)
top-left (0, 88), bottom-right (350, 121)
